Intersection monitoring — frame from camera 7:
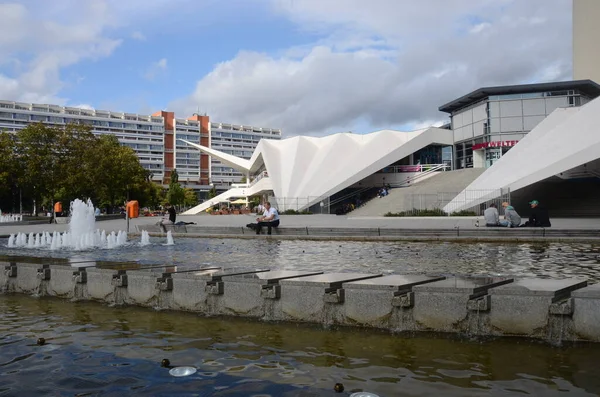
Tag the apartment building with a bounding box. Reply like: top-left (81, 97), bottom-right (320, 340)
top-left (0, 100), bottom-right (282, 191)
top-left (0, 100), bottom-right (166, 182)
top-left (209, 121), bottom-right (282, 189)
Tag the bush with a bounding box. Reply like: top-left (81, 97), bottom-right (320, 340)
top-left (450, 210), bottom-right (477, 216)
top-left (282, 209), bottom-right (312, 215)
top-left (384, 208), bottom-right (448, 217)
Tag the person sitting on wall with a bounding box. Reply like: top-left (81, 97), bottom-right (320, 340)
top-left (522, 200), bottom-right (552, 227)
top-left (255, 201), bottom-right (280, 235)
top-left (158, 203), bottom-right (177, 232)
top-left (499, 202), bottom-right (521, 228)
top-left (483, 203), bottom-right (501, 227)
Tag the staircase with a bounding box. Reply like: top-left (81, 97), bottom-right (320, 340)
top-left (351, 168), bottom-right (486, 217)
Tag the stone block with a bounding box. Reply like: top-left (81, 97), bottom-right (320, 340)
top-left (278, 273), bottom-right (381, 324)
top-left (572, 283), bottom-right (600, 341)
top-left (171, 273), bottom-right (210, 312)
top-left (412, 276), bottom-right (513, 332)
top-left (343, 275), bottom-right (445, 329)
top-left (15, 263), bottom-right (43, 294)
top-left (47, 265), bottom-right (76, 298)
top-left (216, 270), bottom-right (322, 318)
top-left (86, 268), bottom-right (119, 302)
top-left (126, 271), bottom-right (163, 307)
top-left (490, 278), bottom-right (587, 336)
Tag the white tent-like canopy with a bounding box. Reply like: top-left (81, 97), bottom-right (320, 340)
top-left (182, 127), bottom-right (453, 213)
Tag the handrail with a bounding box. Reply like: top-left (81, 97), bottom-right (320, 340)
top-left (329, 186), bottom-right (374, 207)
top-left (380, 163), bottom-right (447, 173)
top-left (250, 171), bottom-right (269, 187)
top-left (391, 164), bottom-right (449, 187)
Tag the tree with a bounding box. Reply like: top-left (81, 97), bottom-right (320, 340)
top-left (0, 132), bottom-right (15, 193)
top-left (167, 169), bottom-right (185, 207)
top-left (0, 132), bottom-right (18, 212)
top-left (207, 186), bottom-right (217, 199)
top-left (89, 135), bottom-right (149, 209)
top-left (16, 123), bottom-right (70, 214)
top-left (183, 188), bottom-right (199, 207)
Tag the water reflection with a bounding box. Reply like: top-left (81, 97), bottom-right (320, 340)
top-left (1, 296), bottom-right (599, 396)
top-left (2, 237), bottom-right (600, 281)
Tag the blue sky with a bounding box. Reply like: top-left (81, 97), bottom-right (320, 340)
top-left (0, 0), bottom-right (572, 136)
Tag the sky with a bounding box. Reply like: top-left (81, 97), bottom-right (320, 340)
top-left (0, 0), bottom-right (572, 136)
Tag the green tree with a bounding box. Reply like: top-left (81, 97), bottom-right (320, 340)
top-left (16, 123), bottom-right (71, 214)
top-left (167, 169), bottom-right (185, 207)
top-left (207, 186), bottom-right (217, 199)
top-left (0, 132), bottom-right (16, 193)
top-left (183, 188), bottom-right (199, 207)
top-left (91, 135), bottom-right (149, 209)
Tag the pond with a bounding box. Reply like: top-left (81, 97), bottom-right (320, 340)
top-left (1, 295), bottom-right (599, 396)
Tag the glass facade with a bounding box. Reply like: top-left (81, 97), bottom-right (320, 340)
top-left (451, 89), bottom-right (592, 169)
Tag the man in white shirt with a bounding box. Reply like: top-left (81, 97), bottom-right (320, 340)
top-left (255, 201), bottom-right (280, 235)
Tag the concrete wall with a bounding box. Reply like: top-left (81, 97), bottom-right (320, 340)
top-left (1, 260), bottom-right (599, 344)
top-left (574, 0), bottom-right (600, 82)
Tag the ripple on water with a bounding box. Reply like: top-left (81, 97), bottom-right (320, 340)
top-left (0, 296), bottom-right (600, 395)
top-left (2, 238), bottom-right (600, 281)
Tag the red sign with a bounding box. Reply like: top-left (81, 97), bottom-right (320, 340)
top-left (472, 140), bottom-right (518, 151)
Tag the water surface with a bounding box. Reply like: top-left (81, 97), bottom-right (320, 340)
top-left (2, 237), bottom-right (600, 281)
top-left (1, 295), bottom-right (599, 396)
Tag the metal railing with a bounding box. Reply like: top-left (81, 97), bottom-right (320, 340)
top-left (250, 171), bottom-right (269, 187)
top-left (389, 188), bottom-right (511, 216)
top-left (269, 196), bottom-right (330, 214)
top-left (329, 186), bottom-right (374, 207)
top-left (390, 163), bottom-right (449, 188)
top-left (380, 163), bottom-right (448, 173)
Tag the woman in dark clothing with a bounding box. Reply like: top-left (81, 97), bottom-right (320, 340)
top-left (167, 204), bottom-right (177, 224)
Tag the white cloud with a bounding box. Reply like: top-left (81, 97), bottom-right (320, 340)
top-left (131, 31), bottom-right (146, 41)
top-left (0, 1), bottom-right (121, 105)
top-left (71, 104), bottom-right (95, 110)
top-left (470, 22), bottom-right (491, 34)
top-left (144, 58), bottom-right (168, 81)
top-left (172, 0), bottom-right (572, 136)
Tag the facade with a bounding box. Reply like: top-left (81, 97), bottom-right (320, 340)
top-left (0, 100), bottom-right (280, 190)
top-left (444, 96), bottom-right (600, 213)
top-left (574, 0), bottom-right (600, 83)
top-left (209, 122), bottom-right (282, 189)
top-left (0, 100), bottom-right (166, 182)
top-left (181, 127), bottom-right (454, 214)
top-left (439, 80), bottom-right (600, 169)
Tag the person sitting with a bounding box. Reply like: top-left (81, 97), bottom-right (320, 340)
top-left (255, 201), bottom-right (279, 235)
top-left (483, 203), bottom-right (501, 227)
top-left (522, 200), bottom-right (551, 227)
top-left (499, 202), bottom-right (521, 228)
top-left (158, 203), bottom-right (177, 232)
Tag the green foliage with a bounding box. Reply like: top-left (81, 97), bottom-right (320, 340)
top-left (167, 169), bottom-right (185, 206)
top-left (183, 188), bottom-right (199, 207)
top-left (384, 208), bottom-right (448, 217)
top-left (1, 123), bottom-right (161, 212)
top-left (207, 186), bottom-right (217, 199)
top-left (0, 132), bottom-right (17, 193)
top-left (282, 209), bottom-right (312, 215)
top-left (450, 210), bottom-right (478, 216)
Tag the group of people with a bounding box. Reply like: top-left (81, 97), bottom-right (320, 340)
top-left (378, 184), bottom-right (392, 198)
top-left (483, 200), bottom-right (551, 228)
